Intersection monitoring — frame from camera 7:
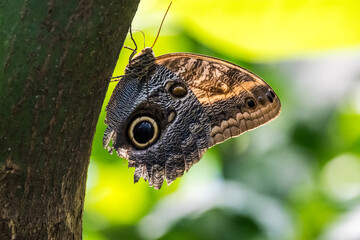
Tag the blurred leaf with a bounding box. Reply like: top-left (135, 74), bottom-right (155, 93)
top-left (294, 195), bottom-right (340, 240)
top-left (173, 0), bottom-right (360, 61)
top-left (320, 154), bottom-right (360, 201)
top-left (158, 209), bottom-right (262, 240)
top-left (338, 113), bottom-right (360, 149)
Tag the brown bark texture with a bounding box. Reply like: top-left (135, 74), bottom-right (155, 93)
top-left (0, 0), bottom-right (140, 239)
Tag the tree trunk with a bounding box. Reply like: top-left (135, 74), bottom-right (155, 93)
top-left (0, 0), bottom-right (140, 239)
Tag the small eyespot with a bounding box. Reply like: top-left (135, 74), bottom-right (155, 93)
top-left (167, 110), bottom-right (176, 123)
top-left (266, 93), bottom-right (274, 103)
top-left (257, 96), bottom-right (266, 105)
top-left (246, 97), bottom-right (256, 109)
top-left (270, 90), bottom-right (275, 98)
top-left (169, 83), bottom-right (187, 98)
top-left (128, 116), bottom-right (159, 149)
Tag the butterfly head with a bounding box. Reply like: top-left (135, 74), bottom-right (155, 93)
top-left (132, 47), bottom-right (154, 59)
top-left (125, 47), bottom-right (156, 79)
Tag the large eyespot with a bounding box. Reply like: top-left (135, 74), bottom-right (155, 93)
top-left (128, 116), bottom-right (159, 149)
top-left (246, 97), bottom-right (257, 109)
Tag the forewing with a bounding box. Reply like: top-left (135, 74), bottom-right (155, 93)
top-left (155, 53), bottom-right (281, 147)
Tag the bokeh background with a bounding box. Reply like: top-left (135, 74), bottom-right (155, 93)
top-left (84, 1), bottom-right (360, 239)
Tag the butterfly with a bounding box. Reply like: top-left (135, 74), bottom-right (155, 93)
top-left (103, 2), bottom-right (281, 189)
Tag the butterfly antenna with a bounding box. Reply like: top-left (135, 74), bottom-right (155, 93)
top-left (110, 74), bottom-right (124, 81)
top-left (123, 46), bottom-right (135, 51)
top-left (110, 73), bottom-right (130, 82)
top-left (129, 27), bottom-right (138, 60)
top-left (110, 75), bottom-right (124, 79)
top-left (151, 1), bottom-right (173, 49)
top-left (132, 29), bottom-right (146, 48)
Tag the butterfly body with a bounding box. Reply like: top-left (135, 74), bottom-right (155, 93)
top-left (104, 47), bottom-right (281, 189)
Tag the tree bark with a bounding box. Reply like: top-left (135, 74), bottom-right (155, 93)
top-left (0, 0), bottom-right (140, 239)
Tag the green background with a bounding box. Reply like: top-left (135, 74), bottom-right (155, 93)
top-left (84, 0), bottom-right (360, 239)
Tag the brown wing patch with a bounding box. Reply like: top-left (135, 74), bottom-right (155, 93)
top-left (156, 53), bottom-right (272, 103)
top-left (155, 53), bottom-right (281, 147)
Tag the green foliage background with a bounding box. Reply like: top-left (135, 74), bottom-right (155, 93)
top-left (84, 1), bottom-right (360, 239)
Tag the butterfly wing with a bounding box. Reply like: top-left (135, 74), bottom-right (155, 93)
top-left (155, 53), bottom-right (281, 147)
top-left (104, 50), bottom-right (281, 190)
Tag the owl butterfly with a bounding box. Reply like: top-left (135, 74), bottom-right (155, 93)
top-left (103, 2), bottom-right (281, 189)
